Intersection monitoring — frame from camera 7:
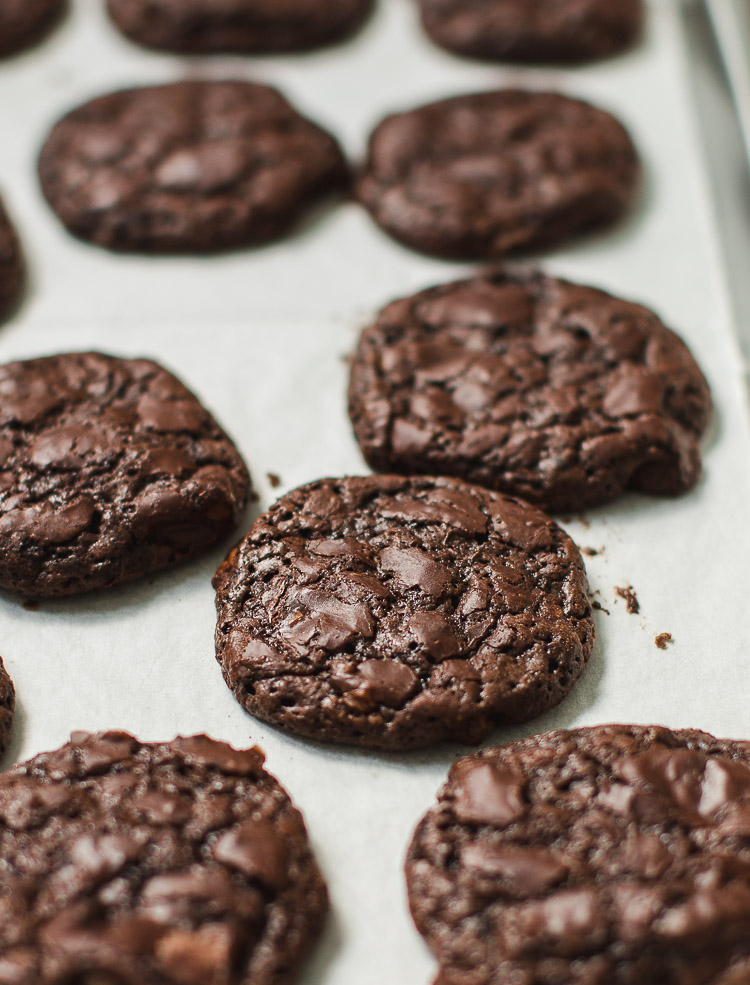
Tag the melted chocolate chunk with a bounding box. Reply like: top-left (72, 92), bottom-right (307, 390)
top-left (0, 731), bottom-right (327, 985)
top-left (214, 475), bottom-right (594, 750)
top-left (0, 0), bottom-right (66, 58)
top-left (0, 198), bottom-right (24, 321)
top-left (0, 352), bottom-right (252, 597)
top-left (407, 724), bottom-right (750, 985)
top-left (0, 656), bottom-right (15, 757)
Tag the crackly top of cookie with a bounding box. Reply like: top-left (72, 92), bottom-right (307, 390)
top-left (407, 724), bottom-right (750, 985)
top-left (348, 270), bottom-right (712, 511)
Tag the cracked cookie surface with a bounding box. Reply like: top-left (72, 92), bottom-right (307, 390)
top-left (214, 475), bottom-right (594, 750)
top-left (0, 730), bottom-right (327, 985)
top-left (0, 199), bottom-right (24, 322)
top-left (407, 724), bottom-right (750, 985)
top-left (0, 0), bottom-right (65, 58)
top-left (356, 89), bottom-right (640, 260)
top-left (348, 270), bottom-right (711, 511)
top-left (0, 351), bottom-right (252, 597)
top-left (107, 0), bottom-right (373, 53)
top-left (0, 656), bottom-right (15, 757)
top-left (38, 81), bottom-right (348, 253)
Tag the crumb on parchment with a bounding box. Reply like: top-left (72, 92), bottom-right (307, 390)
top-left (615, 585), bottom-right (639, 614)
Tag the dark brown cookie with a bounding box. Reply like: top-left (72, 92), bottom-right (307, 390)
top-left (214, 475), bottom-right (594, 751)
top-left (418, 0), bottom-right (644, 64)
top-left (407, 724), bottom-right (750, 985)
top-left (0, 198), bottom-right (24, 322)
top-left (38, 81), bottom-right (348, 253)
top-left (107, 0), bottom-right (373, 54)
top-left (0, 656), bottom-right (15, 757)
top-left (0, 352), bottom-right (252, 598)
top-left (0, 0), bottom-right (66, 58)
top-left (348, 270), bottom-right (712, 512)
top-left (0, 730), bottom-right (328, 985)
top-left (355, 89), bottom-right (640, 260)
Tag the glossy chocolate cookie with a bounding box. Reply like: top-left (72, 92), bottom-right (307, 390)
top-left (0, 352), bottom-right (252, 597)
top-left (407, 724), bottom-right (750, 985)
top-left (0, 198), bottom-right (24, 322)
top-left (214, 475), bottom-right (594, 750)
top-left (0, 730), bottom-right (328, 984)
top-left (0, 656), bottom-right (15, 757)
top-left (348, 270), bottom-right (712, 512)
top-left (356, 89), bottom-right (640, 260)
top-left (107, 0), bottom-right (373, 53)
top-left (418, 0), bottom-right (644, 64)
top-left (38, 81), bottom-right (348, 253)
top-left (0, 0), bottom-right (66, 58)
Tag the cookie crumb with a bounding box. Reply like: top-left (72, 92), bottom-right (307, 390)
top-left (577, 514), bottom-right (590, 529)
top-left (581, 546), bottom-right (601, 557)
top-left (267, 472), bottom-right (282, 489)
top-left (22, 598), bottom-right (40, 611)
top-left (655, 632), bottom-right (673, 650)
top-left (615, 585), bottom-right (639, 614)
top-left (592, 600), bottom-right (610, 615)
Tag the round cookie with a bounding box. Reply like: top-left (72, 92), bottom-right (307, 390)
top-left (214, 475), bottom-right (594, 751)
top-left (0, 351), bottom-right (252, 597)
top-left (0, 0), bottom-right (66, 58)
top-left (38, 81), bottom-right (349, 253)
top-left (0, 656), bottom-right (15, 757)
top-left (417, 0), bottom-right (644, 65)
top-left (407, 724), bottom-right (750, 985)
top-left (348, 270), bottom-right (712, 512)
top-left (0, 198), bottom-right (24, 322)
top-left (107, 0), bottom-right (374, 54)
top-left (355, 89), bottom-right (640, 260)
top-left (0, 730), bottom-right (328, 985)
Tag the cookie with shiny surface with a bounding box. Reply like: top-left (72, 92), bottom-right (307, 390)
top-left (107, 0), bottom-right (373, 53)
top-left (0, 656), bottom-right (14, 757)
top-left (418, 0), bottom-right (644, 64)
top-left (38, 81), bottom-right (348, 253)
top-left (356, 89), bottom-right (640, 260)
top-left (0, 199), bottom-right (24, 322)
top-left (214, 475), bottom-right (594, 750)
top-left (407, 724), bottom-right (750, 985)
top-left (0, 731), bottom-right (327, 985)
top-left (0, 0), bottom-right (65, 57)
top-left (348, 270), bottom-right (712, 511)
top-left (0, 352), bottom-right (252, 597)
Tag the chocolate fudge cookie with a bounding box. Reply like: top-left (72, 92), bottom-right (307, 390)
top-left (0, 0), bottom-right (65, 58)
top-left (356, 89), bottom-right (640, 260)
top-left (0, 656), bottom-right (15, 757)
top-left (418, 0), bottom-right (644, 64)
top-left (38, 81), bottom-right (348, 253)
top-left (214, 475), bottom-right (594, 750)
top-left (348, 270), bottom-right (712, 511)
top-left (407, 724), bottom-right (750, 985)
top-left (107, 0), bottom-right (373, 54)
top-left (0, 198), bottom-right (24, 321)
top-left (0, 730), bottom-right (328, 984)
top-left (0, 352), bottom-right (252, 597)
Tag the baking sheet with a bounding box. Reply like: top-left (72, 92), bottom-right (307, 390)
top-left (707, 0), bottom-right (750, 168)
top-left (1, 1), bottom-right (750, 982)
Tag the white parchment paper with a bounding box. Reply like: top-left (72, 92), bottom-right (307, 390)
top-left (1, 1), bottom-right (750, 982)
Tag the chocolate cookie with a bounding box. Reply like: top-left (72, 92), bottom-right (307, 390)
top-left (0, 198), bottom-right (24, 321)
top-left (107, 0), bottom-right (373, 54)
top-left (0, 0), bottom-right (65, 58)
top-left (0, 352), bottom-right (252, 597)
top-left (214, 475), bottom-right (594, 751)
top-left (0, 656), bottom-right (15, 757)
top-left (355, 89), bottom-right (640, 260)
top-left (407, 724), bottom-right (750, 985)
top-left (348, 270), bottom-right (712, 511)
top-left (417, 0), bottom-right (644, 64)
top-left (0, 730), bottom-right (327, 984)
top-left (38, 81), bottom-right (348, 253)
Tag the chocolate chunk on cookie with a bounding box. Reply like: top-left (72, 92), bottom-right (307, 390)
top-left (214, 475), bottom-right (594, 750)
top-left (0, 198), bottom-right (24, 322)
top-left (0, 730), bottom-right (327, 984)
top-left (407, 724), bottom-right (750, 985)
top-left (348, 270), bottom-right (712, 511)
top-left (0, 352), bottom-right (252, 597)
top-left (107, 0), bottom-right (373, 54)
top-left (356, 89), bottom-right (640, 260)
top-left (0, 656), bottom-right (15, 757)
top-left (418, 0), bottom-right (644, 64)
top-left (0, 0), bottom-right (66, 58)
top-left (38, 81), bottom-right (348, 253)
